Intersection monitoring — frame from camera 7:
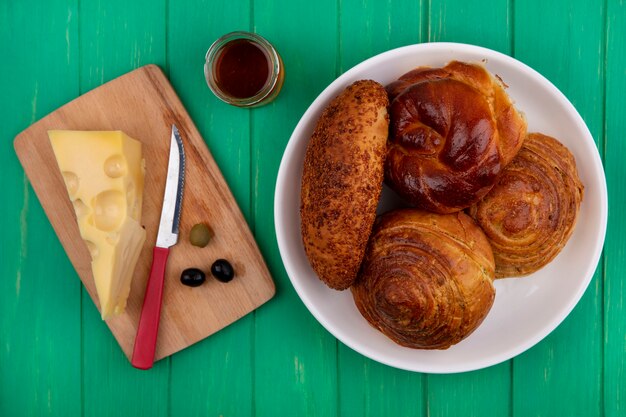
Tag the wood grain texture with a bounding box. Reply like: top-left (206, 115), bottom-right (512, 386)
top-left (167, 1), bottom-right (255, 416)
top-left (429, 364), bottom-right (511, 417)
top-left (338, 357), bottom-right (425, 417)
top-left (426, 2), bottom-right (512, 415)
top-left (0, 1), bottom-right (82, 416)
top-left (429, 0), bottom-right (512, 54)
top-left (337, 2), bottom-right (426, 416)
top-left (252, 1), bottom-right (340, 416)
top-left (14, 65), bottom-right (275, 363)
top-left (604, 0), bottom-right (626, 415)
top-left (338, 0), bottom-right (424, 73)
top-left (512, 0), bottom-right (605, 416)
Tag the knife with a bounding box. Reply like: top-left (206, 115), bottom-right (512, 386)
top-left (131, 124), bottom-right (185, 370)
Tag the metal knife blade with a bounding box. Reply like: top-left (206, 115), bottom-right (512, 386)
top-left (131, 124), bottom-right (186, 370)
top-left (156, 124), bottom-right (185, 248)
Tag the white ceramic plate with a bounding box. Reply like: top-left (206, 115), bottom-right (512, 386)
top-left (274, 43), bottom-right (608, 373)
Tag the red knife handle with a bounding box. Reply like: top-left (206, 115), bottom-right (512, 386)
top-left (131, 246), bottom-right (169, 370)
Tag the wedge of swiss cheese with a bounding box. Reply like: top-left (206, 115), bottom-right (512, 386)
top-left (48, 130), bottom-right (146, 319)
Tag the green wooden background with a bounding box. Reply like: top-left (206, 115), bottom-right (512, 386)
top-left (1, 0), bottom-right (624, 415)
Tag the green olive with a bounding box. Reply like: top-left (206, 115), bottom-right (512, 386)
top-left (189, 223), bottom-right (212, 247)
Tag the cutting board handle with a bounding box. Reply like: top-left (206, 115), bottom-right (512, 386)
top-left (131, 246), bottom-right (170, 370)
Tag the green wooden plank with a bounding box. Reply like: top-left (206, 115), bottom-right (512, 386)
top-left (78, 1), bottom-right (170, 416)
top-left (429, 0), bottom-right (512, 53)
top-left (426, 1), bottom-right (513, 415)
top-left (604, 0), bottom-right (626, 415)
top-left (79, 0), bottom-right (167, 91)
top-left (167, 1), bottom-right (254, 416)
top-left (512, 0), bottom-right (605, 416)
top-left (336, 1), bottom-right (426, 416)
top-left (426, 363), bottom-right (511, 417)
top-left (0, 1), bottom-right (81, 416)
top-left (252, 1), bottom-right (339, 416)
top-left (338, 356), bottom-right (426, 417)
top-left (338, 0), bottom-right (423, 73)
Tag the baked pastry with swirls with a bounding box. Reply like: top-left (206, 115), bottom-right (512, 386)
top-left (468, 133), bottom-right (584, 278)
top-left (351, 209), bottom-right (495, 349)
top-left (385, 61), bottom-right (527, 213)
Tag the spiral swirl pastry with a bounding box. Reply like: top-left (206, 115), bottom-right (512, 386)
top-left (467, 133), bottom-right (584, 278)
top-left (351, 209), bottom-right (495, 349)
top-left (385, 61), bottom-right (527, 213)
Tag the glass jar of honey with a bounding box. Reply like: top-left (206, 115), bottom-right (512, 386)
top-left (204, 31), bottom-right (284, 108)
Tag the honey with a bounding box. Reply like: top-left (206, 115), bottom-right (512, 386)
top-left (205, 32), bottom-right (284, 107)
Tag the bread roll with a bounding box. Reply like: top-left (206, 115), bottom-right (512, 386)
top-left (352, 209), bottom-right (495, 349)
top-left (300, 80), bottom-right (389, 290)
top-left (468, 133), bottom-right (584, 277)
top-left (385, 61), bottom-right (527, 213)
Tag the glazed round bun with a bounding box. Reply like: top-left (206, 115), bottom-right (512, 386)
top-left (385, 61), bottom-right (527, 213)
top-left (300, 80), bottom-right (389, 290)
top-left (352, 209), bottom-right (496, 349)
top-left (468, 132), bottom-right (584, 278)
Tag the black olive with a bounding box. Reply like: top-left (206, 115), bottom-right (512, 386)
top-left (211, 259), bottom-right (235, 282)
top-left (180, 268), bottom-right (206, 287)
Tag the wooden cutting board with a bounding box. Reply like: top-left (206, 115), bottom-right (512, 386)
top-left (13, 64), bottom-right (275, 363)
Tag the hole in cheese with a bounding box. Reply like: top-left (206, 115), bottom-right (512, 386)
top-left (62, 171), bottom-right (79, 197)
top-left (93, 189), bottom-right (126, 232)
top-left (104, 154), bottom-right (127, 178)
top-left (72, 199), bottom-right (90, 218)
top-left (84, 240), bottom-right (99, 260)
